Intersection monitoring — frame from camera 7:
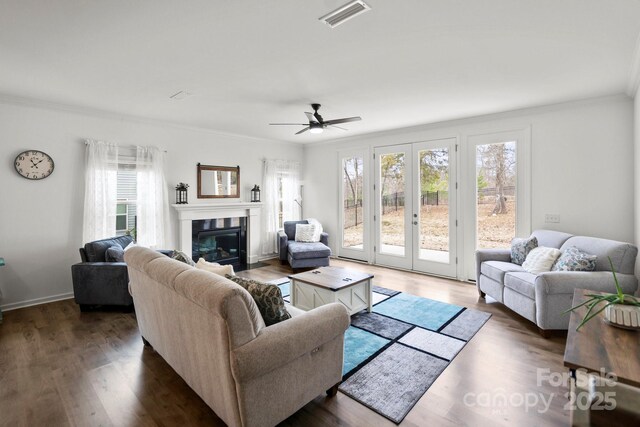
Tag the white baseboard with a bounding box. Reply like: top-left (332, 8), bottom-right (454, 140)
top-left (1, 292), bottom-right (74, 312)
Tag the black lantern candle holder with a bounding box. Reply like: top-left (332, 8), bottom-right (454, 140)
top-left (175, 182), bottom-right (189, 204)
top-left (251, 185), bottom-right (261, 202)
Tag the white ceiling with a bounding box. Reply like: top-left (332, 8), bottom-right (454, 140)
top-left (1, 0), bottom-right (639, 143)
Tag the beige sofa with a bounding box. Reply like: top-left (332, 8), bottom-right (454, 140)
top-left (124, 247), bottom-right (350, 427)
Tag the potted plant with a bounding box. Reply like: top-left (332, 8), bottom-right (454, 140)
top-left (565, 257), bottom-right (640, 330)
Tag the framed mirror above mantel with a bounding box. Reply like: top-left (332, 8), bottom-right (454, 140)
top-left (197, 164), bottom-right (240, 199)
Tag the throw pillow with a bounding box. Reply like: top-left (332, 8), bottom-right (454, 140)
top-left (510, 236), bottom-right (538, 265)
top-left (307, 218), bottom-right (324, 242)
top-left (225, 275), bottom-right (291, 326)
top-left (552, 246), bottom-right (597, 272)
top-left (522, 247), bottom-right (562, 275)
top-left (295, 223), bottom-right (319, 242)
top-left (105, 245), bottom-right (125, 262)
top-left (171, 249), bottom-right (196, 266)
top-left (196, 258), bottom-right (235, 276)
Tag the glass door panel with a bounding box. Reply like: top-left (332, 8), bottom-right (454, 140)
top-left (374, 145), bottom-right (413, 270)
top-left (380, 152), bottom-right (406, 256)
top-left (412, 139), bottom-right (457, 277)
top-left (339, 150), bottom-right (369, 261)
top-left (475, 141), bottom-right (517, 249)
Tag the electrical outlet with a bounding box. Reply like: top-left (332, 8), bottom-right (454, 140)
top-left (545, 214), bottom-right (560, 223)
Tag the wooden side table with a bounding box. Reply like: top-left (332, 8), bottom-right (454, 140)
top-left (563, 289), bottom-right (640, 425)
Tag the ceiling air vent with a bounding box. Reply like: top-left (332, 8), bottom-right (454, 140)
top-left (319, 0), bottom-right (371, 28)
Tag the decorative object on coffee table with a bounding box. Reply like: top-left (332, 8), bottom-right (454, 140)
top-left (250, 184), bottom-right (260, 202)
top-left (565, 257), bottom-right (640, 330)
top-left (175, 182), bottom-right (189, 204)
top-left (289, 266), bottom-right (373, 315)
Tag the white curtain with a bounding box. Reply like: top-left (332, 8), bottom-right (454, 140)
top-left (83, 140), bottom-right (119, 243)
top-left (261, 159), bottom-right (300, 255)
top-left (135, 146), bottom-right (172, 249)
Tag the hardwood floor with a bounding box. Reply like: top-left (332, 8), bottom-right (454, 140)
top-left (0, 258), bottom-right (570, 426)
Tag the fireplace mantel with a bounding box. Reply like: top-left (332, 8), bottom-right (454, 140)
top-left (172, 202), bottom-right (262, 264)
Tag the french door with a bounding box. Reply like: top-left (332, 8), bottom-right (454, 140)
top-left (374, 138), bottom-right (458, 277)
top-left (339, 149), bottom-right (370, 261)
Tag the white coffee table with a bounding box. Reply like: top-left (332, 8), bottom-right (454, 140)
top-left (288, 266), bottom-right (373, 315)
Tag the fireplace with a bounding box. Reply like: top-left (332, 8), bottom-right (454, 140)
top-left (173, 202), bottom-right (262, 266)
top-left (192, 218), bottom-right (247, 269)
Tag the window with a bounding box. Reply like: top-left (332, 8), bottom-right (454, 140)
top-left (115, 162), bottom-right (137, 237)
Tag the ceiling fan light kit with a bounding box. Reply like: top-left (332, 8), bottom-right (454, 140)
top-left (269, 103), bottom-right (362, 135)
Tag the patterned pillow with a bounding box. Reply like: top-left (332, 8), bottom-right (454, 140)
top-left (105, 245), bottom-right (125, 262)
top-left (552, 246), bottom-right (597, 272)
top-left (171, 249), bottom-right (196, 266)
top-left (511, 236), bottom-right (538, 265)
top-left (226, 275), bottom-right (291, 326)
top-left (522, 247), bottom-right (562, 275)
top-left (295, 224), bottom-right (319, 242)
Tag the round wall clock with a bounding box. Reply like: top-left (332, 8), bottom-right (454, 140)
top-left (14, 150), bottom-right (55, 180)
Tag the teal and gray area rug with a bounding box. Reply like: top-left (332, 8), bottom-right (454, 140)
top-left (273, 280), bottom-right (491, 424)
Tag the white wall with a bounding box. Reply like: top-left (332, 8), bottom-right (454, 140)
top-left (635, 86), bottom-right (640, 277)
top-left (0, 100), bottom-right (302, 310)
top-left (304, 95), bottom-right (635, 279)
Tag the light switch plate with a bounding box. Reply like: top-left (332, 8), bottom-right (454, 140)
top-left (545, 214), bottom-right (560, 223)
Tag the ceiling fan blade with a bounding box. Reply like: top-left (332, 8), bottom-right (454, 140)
top-left (295, 126), bottom-right (310, 135)
top-left (329, 125), bottom-right (348, 131)
top-left (305, 112), bottom-right (320, 123)
top-left (323, 116), bottom-right (362, 126)
top-left (269, 123), bottom-right (308, 126)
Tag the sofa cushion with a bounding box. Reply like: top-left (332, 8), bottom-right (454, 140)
top-left (531, 230), bottom-right (573, 249)
top-left (84, 235), bottom-right (134, 262)
top-left (552, 246), bottom-right (597, 272)
top-left (504, 272), bottom-right (536, 299)
top-left (226, 275), bottom-right (291, 326)
top-left (481, 261), bottom-right (524, 283)
top-left (510, 236), bottom-right (538, 265)
top-left (288, 241), bottom-right (331, 260)
top-left (560, 236), bottom-right (638, 274)
top-left (522, 247), bottom-right (561, 275)
top-left (105, 245), bottom-right (125, 262)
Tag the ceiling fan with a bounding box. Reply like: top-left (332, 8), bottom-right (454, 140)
top-left (269, 104), bottom-right (361, 135)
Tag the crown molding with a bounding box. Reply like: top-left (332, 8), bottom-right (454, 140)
top-left (627, 32), bottom-right (640, 97)
top-left (0, 92), bottom-right (296, 146)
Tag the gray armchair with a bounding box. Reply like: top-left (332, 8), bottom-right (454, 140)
top-left (71, 235), bottom-right (135, 311)
top-left (279, 220), bottom-right (331, 269)
top-left (72, 235), bottom-right (174, 311)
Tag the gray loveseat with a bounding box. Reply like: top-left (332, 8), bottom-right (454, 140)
top-left (476, 229), bottom-right (638, 335)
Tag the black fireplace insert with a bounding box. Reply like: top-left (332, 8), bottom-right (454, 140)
top-left (192, 218), bottom-right (247, 269)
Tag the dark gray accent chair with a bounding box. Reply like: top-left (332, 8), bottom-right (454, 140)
top-left (279, 220), bottom-right (331, 270)
top-left (72, 235), bottom-right (135, 311)
top-left (71, 235), bottom-right (172, 311)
